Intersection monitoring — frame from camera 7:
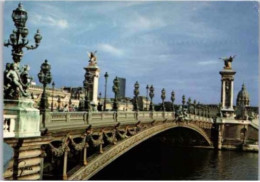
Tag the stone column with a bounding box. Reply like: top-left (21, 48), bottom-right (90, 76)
top-left (222, 80), bottom-right (226, 108)
top-left (230, 81), bottom-right (234, 109)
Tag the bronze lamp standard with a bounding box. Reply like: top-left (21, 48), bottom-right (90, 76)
top-left (149, 85), bottom-right (154, 111)
top-left (51, 81), bottom-right (55, 112)
top-left (38, 60), bottom-right (52, 128)
top-left (187, 97), bottom-right (191, 114)
top-left (146, 85), bottom-right (149, 111)
top-left (161, 88), bottom-right (166, 111)
top-left (4, 3), bottom-right (42, 65)
top-left (182, 95), bottom-right (186, 112)
top-left (193, 100), bottom-right (197, 115)
top-left (104, 72), bottom-right (109, 111)
top-left (112, 77), bottom-right (120, 111)
top-left (133, 81), bottom-right (140, 111)
top-left (171, 91), bottom-right (175, 112)
top-left (3, 3), bottom-right (42, 100)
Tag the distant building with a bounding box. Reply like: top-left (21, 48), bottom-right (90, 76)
top-left (117, 77), bottom-right (126, 98)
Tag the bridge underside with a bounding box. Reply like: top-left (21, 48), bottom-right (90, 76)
top-left (66, 121), bottom-right (212, 180)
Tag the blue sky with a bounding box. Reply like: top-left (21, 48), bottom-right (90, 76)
top-left (3, 1), bottom-right (259, 106)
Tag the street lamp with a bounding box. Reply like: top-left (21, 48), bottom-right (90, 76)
top-left (149, 85), bottom-right (154, 111)
top-left (112, 77), bottom-right (120, 111)
top-left (171, 91), bottom-right (175, 112)
top-left (187, 97), bottom-right (191, 114)
top-left (146, 85), bottom-right (149, 111)
top-left (38, 60), bottom-right (52, 128)
top-left (4, 3), bottom-right (42, 100)
top-left (193, 100), bottom-right (197, 114)
top-left (197, 102), bottom-right (201, 116)
top-left (104, 72), bottom-right (109, 111)
top-left (51, 81), bottom-right (55, 112)
top-left (98, 92), bottom-right (102, 111)
top-left (133, 81), bottom-right (139, 111)
top-left (4, 3), bottom-right (42, 65)
top-left (161, 88), bottom-right (166, 111)
top-left (182, 95), bottom-right (186, 112)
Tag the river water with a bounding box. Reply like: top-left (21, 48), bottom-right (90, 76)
top-left (91, 136), bottom-right (259, 180)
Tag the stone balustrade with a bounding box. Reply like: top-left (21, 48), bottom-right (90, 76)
top-left (43, 111), bottom-right (213, 132)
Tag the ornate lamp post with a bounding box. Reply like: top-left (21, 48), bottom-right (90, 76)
top-left (98, 92), bottom-right (102, 111)
top-left (38, 60), bottom-right (52, 128)
top-left (171, 91), bottom-right (175, 112)
top-left (51, 81), bottom-right (55, 112)
top-left (4, 3), bottom-right (42, 99)
top-left (193, 100), bottom-right (197, 115)
top-left (182, 95), bottom-right (186, 111)
top-left (197, 102), bottom-right (201, 116)
top-left (4, 3), bottom-right (42, 65)
top-left (112, 77), bottom-right (120, 111)
top-left (83, 71), bottom-right (93, 112)
top-left (187, 97), bottom-right (191, 114)
top-left (149, 85), bottom-right (154, 111)
top-left (146, 85), bottom-right (149, 111)
top-left (103, 72), bottom-right (109, 111)
top-left (161, 88), bottom-right (166, 111)
top-left (133, 81), bottom-right (139, 111)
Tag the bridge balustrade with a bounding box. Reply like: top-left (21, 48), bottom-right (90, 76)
top-left (3, 115), bottom-right (16, 138)
top-left (43, 111), bottom-right (213, 132)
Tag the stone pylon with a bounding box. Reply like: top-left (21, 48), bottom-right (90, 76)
top-left (219, 66), bottom-right (236, 118)
top-left (84, 51), bottom-right (100, 110)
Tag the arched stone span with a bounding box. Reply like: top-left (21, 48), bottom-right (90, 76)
top-left (68, 122), bottom-right (212, 180)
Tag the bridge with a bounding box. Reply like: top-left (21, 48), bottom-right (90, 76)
top-left (3, 3), bottom-right (259, 181)
top-left (4, 111), bottom-right (214, 180)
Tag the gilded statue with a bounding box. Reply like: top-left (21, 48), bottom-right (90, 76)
top-left (88, 51), bottom-right (97, 66)
top-left (219, 55), bottom-right (236, 69)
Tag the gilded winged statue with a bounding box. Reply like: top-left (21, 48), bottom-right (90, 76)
top-left (219, 55), bottom-right (236, 69)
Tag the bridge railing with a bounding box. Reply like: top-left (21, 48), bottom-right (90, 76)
top-left (43, 111), bottom-right (213, 131)
top-left (44, 111), bottom-right (178, 130)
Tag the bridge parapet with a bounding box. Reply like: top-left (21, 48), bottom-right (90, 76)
top-left (44, 111), bottom-right (213, 132)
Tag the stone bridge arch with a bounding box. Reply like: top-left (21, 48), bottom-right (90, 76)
top-left (68, 122), bottom-right (212, 180)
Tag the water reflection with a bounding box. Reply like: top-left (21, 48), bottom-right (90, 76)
top-left (91, 132), bottom-right (258, 180)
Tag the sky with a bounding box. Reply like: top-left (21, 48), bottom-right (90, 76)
top-left (3, 1), bottom-right (259, 106)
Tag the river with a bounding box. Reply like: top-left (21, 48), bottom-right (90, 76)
top-left (91, 136), bottom-right (258, 180)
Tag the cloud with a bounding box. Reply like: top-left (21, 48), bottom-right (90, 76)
top-left (123, 14), bottom-right (166, 36)
top-left (98, 44), bottom-right (123, 56)
top-left (30, 14), bottom-right (68, 29)
top-left (198, 60), bottom-right (219, 65)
